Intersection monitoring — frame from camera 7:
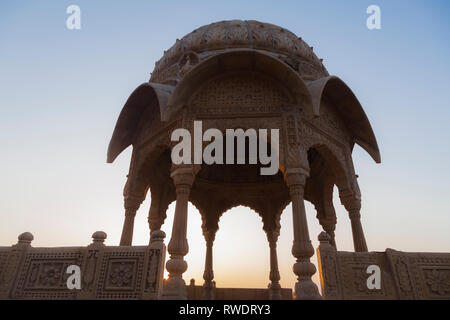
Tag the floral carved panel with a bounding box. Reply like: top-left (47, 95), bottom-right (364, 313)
top-left (96, 251), bottom-right (145, 299)
top-left (14, 251), bottom-right (84, 299)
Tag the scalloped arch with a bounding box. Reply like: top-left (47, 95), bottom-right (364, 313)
top-left (306, 76), bottom-right (381, 163)
top-left (166, 49), bottom-right (314, 120)
top-left (107, 82), bottom-right (174, 163)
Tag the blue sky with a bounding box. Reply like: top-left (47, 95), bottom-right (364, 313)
top-left (1, 0), bottom-right (449, 289)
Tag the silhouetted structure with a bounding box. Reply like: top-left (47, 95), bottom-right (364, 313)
top-left (108, 20), bottom-right (380, 300)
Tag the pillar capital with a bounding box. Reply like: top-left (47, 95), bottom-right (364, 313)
top-left (283, 167), bottom-right (309, 189)
top-left (124, 195), bottom-right (144, 214)
top-left (170, 165), bottom-right (198, 188)
top-left (203, 229), bottom-right (217, 244)
top-left (266, 229), bottom-right (280, 245)
top-left (339, 190), bottom-right (361, 211)
top-left (201, 212), bottom-right (219, 244)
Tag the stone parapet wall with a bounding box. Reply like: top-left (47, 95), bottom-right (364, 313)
top-left (316, 232), bottom-right (450, 300)
top-left (0, 231), bottom-right (166, 300)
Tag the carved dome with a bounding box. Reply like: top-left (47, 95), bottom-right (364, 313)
top-left (108, 20), bottom-right (380, 165)
top-left (150, 20), bottom-right (329, 84)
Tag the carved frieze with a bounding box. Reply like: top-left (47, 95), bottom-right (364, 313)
top-left (190, 74), bottom-right (290, 109)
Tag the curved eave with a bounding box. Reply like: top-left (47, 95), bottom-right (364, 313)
top-left (306, 76), bottom-right (381, 163)
top-left (166, 49), bottom-right (314, 120)
top-left (107, 82), bottom-right (174, 163)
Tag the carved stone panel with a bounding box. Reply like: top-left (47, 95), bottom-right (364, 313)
top-left (337, 252), bottom-right (396, 299)
top-left (190, 73), bottom-right (290, 109)
top-left (0, 248), bottom-right (18, 298)
top-left (96, 251), bottom-right (145, 299)
top-left (0, 238), bottom-right (166, 300)
top-left (318, 244), bottom-right (450, 300)
top-left (387, 249), bottom-right (450, 300)
top-left (144, 249), bottom-right (163, 294)
top-left (14, 251), bottom-right (84, 299)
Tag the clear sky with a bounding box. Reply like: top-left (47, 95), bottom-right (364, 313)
top-left (1, 0), bottom-right (449, 290)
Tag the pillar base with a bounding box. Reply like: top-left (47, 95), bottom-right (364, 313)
top-left (293, 261), bottom-right (322, 300)
top-left (162, 256), bottom-right (188, 300)
top-left (294, 279), bottom-right (322, 300)
top-left (202, 281), bottom-right (215, 300)
top-left (161, 277), bottom-right (187, 300)
top-left (268, 282), bottom-right (282, 300)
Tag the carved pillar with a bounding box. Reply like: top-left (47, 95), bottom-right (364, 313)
top-left (340, 193), bottom-right (368, 252)
top-left (162, 166), bottom-right (196, 300)
top-left (319, 176), bottom-right (338, 249)
top-left (148, 198), bottom-right (161, 242)
top-left (284, 168), bottom-right (322, 300)
top-left (119, 195), bottom-right (143, 246)
top-left (267, 230), bottom-right (281, 300)
top-left (313, 198), bottom-right (337, 249)
top-left (147, 185), bottom-right (169, 243)
top-left (202, 228), bottom-right (216, 300)
top-left (319, 218), bottom-right (337, 249)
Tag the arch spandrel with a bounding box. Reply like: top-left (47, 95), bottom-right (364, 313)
top-left (306, 76), bottom-right (381, 163)
top-left (299, 125), bottom-right (358, 196)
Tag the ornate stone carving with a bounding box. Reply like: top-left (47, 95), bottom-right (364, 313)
top-left (0, 232), bottom-right (166, 300)
top-left (106, 19), bottom-right (385, 301)
top-left (424, 269), bottom-right (450, 296)
top-left (178, 51), bottom-right (199, 78)
top-left (150, 20), bottom-right (328, 84)
top-left (317, 243), bottom-right (450, 300)
top-left (96, 251), bottom-right (144, 299)
top-left (190, 74), bottom-right (289, 109)
top-left (15, 251), bottom-right (84, 299)
top-left (310, 98), bottom-right (352, 144)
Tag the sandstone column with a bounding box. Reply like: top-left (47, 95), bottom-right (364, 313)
top-left (148, 198), bottom-right (161, 243)
top-left (267, 230), bottom-right (282, 300)
top-left (162, 165), bottom-right (195, 300)
top-left (284, 168), bottom-right (322, 300)
top-left (340, 194), bottom-right (368, 252)
top-left (120, 196), bottom-right (143, 246)
top-left (148, 186), bottom-right (169, 243)
top-left (319, 218), bottom-right (337, 249)
top-left (202, 229), bottom-right (216, 300)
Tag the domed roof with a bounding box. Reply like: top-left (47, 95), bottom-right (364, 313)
top-left (150, 20), bottom-right (329, 83)
top-left (107, 20), bottom-right (380, 165)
